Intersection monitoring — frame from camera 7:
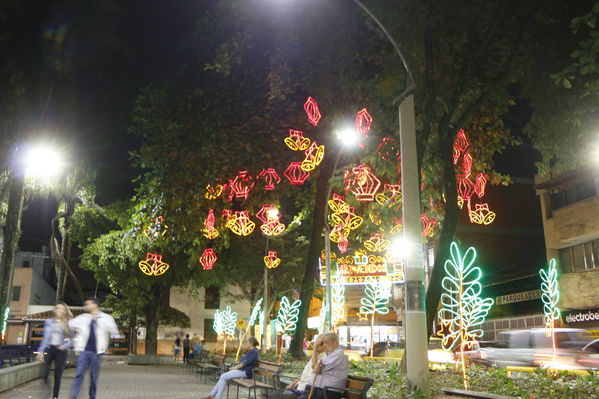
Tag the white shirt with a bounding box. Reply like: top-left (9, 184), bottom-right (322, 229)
top-left (69, 312), bottom-right (119, 354)
top-left (298, 352), bottom-right (326, 391)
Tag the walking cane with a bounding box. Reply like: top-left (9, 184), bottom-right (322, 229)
top-left (307, 360), bottom-right (320, 399)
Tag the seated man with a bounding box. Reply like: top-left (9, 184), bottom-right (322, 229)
top-left (299, 332), bottom-right (348, 399)
top-left (279, 336), bottom-right (326, 398)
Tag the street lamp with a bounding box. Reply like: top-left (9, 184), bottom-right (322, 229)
top-left (24, 144), bottom-right (65, 181)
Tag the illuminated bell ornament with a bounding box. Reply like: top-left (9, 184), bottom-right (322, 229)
top-left (143, 216), bottom-right (168, 239)
top-left (199, 248), bottom-right (218, 270)
top-left (346, 164), bottom-right (381, 202)
top-left (138, 253), bottom-right (170, 276)
top-left (284, 162), bottom-right (310, 185)
top-left (304, 97), bottom-right (321, 126)
top-left (205, 184), bottom-right (224, 200)
top-left (301, 141), bottom-right (325, 172)
top-left (329, 224), bottom-right (350, 243)
top-left (420, 214), bottom-right (437, 237)
top-left (264, 251), bottom-right (281, 269)
top-left (226, 210), bottom-right (256, 236)
top-left (364, 233), bottom-right (390, 252)
top-left (375, 184), bottom-right (402, 207)
top-left (202, 210), bottom-right (219, 240)
top-left (284, 130), bottom-right (311, 151)
top-left (256, 205), bottom-right (286, 236)
top-left (256, 168), bottom-right (281, 191)
top-left (468, 203), bottom-right (496, 225)
top-left (227, 171), bottom-right (255, 201)
top-left (390, 217), bottom-right (403, 234)
top-left (354, 108), bottom-right (373, 147)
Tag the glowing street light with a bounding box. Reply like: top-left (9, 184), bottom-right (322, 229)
top-left (24, 144), bottom-right (65, 181)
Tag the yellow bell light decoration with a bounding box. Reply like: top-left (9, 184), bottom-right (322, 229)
top-left (225, 210), bottom-right (255, 236)
top-left (301, 141), bottom-right (325, 172)
top-left (327, 194), bottom-right (363, 243)
top-left (264, 251), bottom-right (281, 269)
top-left (468, 203), bottom-right (496, 225)
top-left (364, 233), bottom-right (390, 252)
top-left (138, 253), bottom-right (170, 276)
top-left (284, 129), bottom-right (311, 151)
top-left (437, 242), bottom-right (493, 389)
top-left (540, 258), bottom-right (560, 361)
top-left (204, 184), bottom-right (223, 200)
top-left (236, 298), bottom-right (263, 361)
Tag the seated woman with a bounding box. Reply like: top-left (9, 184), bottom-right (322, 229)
top-left (203, 337), bottom-right (260, 399)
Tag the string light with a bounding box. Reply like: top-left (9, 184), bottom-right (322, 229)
top-left (199, 248), bottom-right (218, 270)
top-left (345, 164), bottom-right (381, 202)
top-left (284, 130), bottom-right (311, 151)
top-left (453, 129), bottom-right (469, 164)
top-left (284, 162), bottom-right (311, 185)
top-left (256, 168), bottom-right (281, 190)
top-left (337, 235), bottom-right (349, 253)
top-left (375, 184), bottom-right (402, 207)
top-left (205, 184), bottom-right (224, 200)
top-left (138, 253), bottom-right (170, 276)
top-left (304, 97), bottom-right (321, 126)
top-left (226, 210), bottom-right (255, 236)
top-left (456, 175), bottom-right (476, 202)
top-left (360, 280), bottom-right (391, 357)
top-left (202, 210), bottom-right (219, 239)
top-left (420, 214), bottom-right (437, 238)
top-left (461, 153), bottom-right (473, 178)
top-left (227, 171), bottom-right (255, 201)
top-left (540, 258), bottom-right (560, 347)
top-left (376, 137), bottom-right (401, 163)
top-left (264, 250), bottom-right (281, 269)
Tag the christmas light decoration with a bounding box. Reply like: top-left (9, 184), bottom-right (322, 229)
top-left (420, 214), bottom-right (437, 238)
top-left (256, 168), bottom-right (281, 190)
top-left (256, 205), bottom-right (286, 236)
top-left (304, 97), bottom-right (321, 126)
top-left (437, 242), bottom-right (493, 389)
top-left (301, 141), bottom-right (325, 171)
top-left (332, 283), bottom-right (346, 327)
top-left (375, 184), bottom-right (402, 207)
top-left (354, 108), bottom-right (373, 145)
top-left (468, 203), bottom-right (496, 225)
top-left (284, 162), bottom-right (311, 185)
top-left (376, 137), bottom-right (401, 163)
top-left (359, 281), bottom-right (391, 357)
top-left (143, 216), bottom-right (168, 239)
top-left (227, 171), bottom-right (255, 201)
top-left (356, 312), bottom-right (369, 321)
top-left (1, 307), bottom-right (8, 341)
top-left (264, 251), bottom-right (281, 269)
top-left (337, 235), bottom-right (349, 253)
top-left (368, 211), bottom-right (382, 226)
top-left (214, 307), bottom-right (238, 354)
top-left (284, 130), bottom-right (311, 151)
top-left (276, 296), bottom-right (302, 336)
top-left (390, 217), bottom-right (403, 234)
top-left (138, 253), bottom-right (170, 276)
top-left (236, 298), bottom-right (264, 361)
top-left (461, 153), bottom-right (473, 178)
top-left (474, 173), bottom-right (487, 198)
top-left (364, 233), bottom-right (390, 252)
top-left (205, 184), bottom-right (224, 200)
top-left (225, 210), bottom-right (255, 236)
top-left (453, 129), bottom-right (469, 164)
top-left (540, 259), bottom-right (560, 359)
top-left (202, 210), bottom-right (219, 240)
top-left (199, 248), bottom-right (218, 271)
top-left (345, 164), bottom-right (381, 202)
top-left (456, 175), bottom-right (476, 202)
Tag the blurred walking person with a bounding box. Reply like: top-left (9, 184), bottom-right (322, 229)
top-left (37, 302), bottom-right (73, 399)
top-left (69, 298), bottom-right (119, 399)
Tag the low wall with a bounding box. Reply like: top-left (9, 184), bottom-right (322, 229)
top-left (127, 354), bottom-right (176, 365)
top-left (0, 361), bottom-right (44, 393)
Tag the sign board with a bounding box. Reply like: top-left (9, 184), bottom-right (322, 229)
top-left (319, 252), bottom-right (404, 285)
top-left (495, 289), bottom-right (541, 306)
top-left (563, 308), bottom-right (599, 325)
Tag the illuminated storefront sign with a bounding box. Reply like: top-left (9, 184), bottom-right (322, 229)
top-left (319, 251), bottom-right (404, 285)
top-left (495, 289), bottom-right (541, 306)
top-left (564, 308), bottom-right (599, 324)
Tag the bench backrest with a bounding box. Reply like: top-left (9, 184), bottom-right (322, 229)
top-left (210, 352), bottom-right (227, 366)
top-left (345, 375), bottom-right (374, 399)
top-left (254, 360), bottom-right (282, 381)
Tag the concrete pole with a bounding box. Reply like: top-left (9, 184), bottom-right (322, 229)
top-left (399, 95), bottom-right (429, 395)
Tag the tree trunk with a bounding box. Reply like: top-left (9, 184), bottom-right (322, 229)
top-left (425, 127), bottom-right (460, 338)
top-left (0, 170), bottom-right (25, 322)
top-left (144, 303), bottom-right (160, 355)
top-left (289, 155), bottom-right (333, 358)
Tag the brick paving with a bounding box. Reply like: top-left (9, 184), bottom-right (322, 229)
top-left (0, 358), bottom-right (222, 399)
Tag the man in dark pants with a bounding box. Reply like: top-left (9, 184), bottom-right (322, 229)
top-left (183, 334), bottom-right (191, 364)
top-left (69, 298), bottom-right (118, 399)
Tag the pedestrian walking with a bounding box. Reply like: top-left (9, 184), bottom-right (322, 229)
top-left (68, 297), bottom-right (119, 399)
top-left (183, 333), bottom-right (191, 364)
top-left (37, 302), bottom-right (73, 399)
top-left (174, 336), bottom-right (181, 362)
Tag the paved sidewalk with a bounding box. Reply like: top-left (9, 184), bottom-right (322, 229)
top-left (0, 358), bottom-right (218, 399)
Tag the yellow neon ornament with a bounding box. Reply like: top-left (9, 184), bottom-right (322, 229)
top-left (138, 253), bottom-right (170, 276)
top-left (301, 142), bottom-right (325, 172)
top-left (364, 233), bottom-right (390, 252)
top-left (468, 203), bottom-right (496, 225)
top-left (225, 211), bottom-right (255, 236)
top-left (264, 251), bottom-right (282, 269)
top-left (204, 184), bottom-right (223, 200)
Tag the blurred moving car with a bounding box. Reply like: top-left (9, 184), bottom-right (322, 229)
top-left (480, 328), bottom-right (592, 369)
top-left (428, 337), bottom-right (456, 368)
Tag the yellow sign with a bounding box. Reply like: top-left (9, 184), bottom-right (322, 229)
top-left (237, 318), bottom-right (246, 330)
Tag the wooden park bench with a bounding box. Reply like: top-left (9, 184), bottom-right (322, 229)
top-left (196, 352), bottom-right (227, 383)
top-left (227, 360), bottom-right (282, 399)
top-left (272, 373), bottom-right (374, 399)
top-left (186, 349), bottom-right (210, 374)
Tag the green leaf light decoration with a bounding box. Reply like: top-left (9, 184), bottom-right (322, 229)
top-left (540, 258), bottom-right (560, 360)
top-left (332, 283), bottom-right (345, 327)
top-left (437, 242), bottom-right (493, 389)
top-left (214, 306), bottom-right (237, 354)
top-left (276, 296), bottom-right (301, 336)
top-left (359, 280), bottom-right (391, 357)
top-left (1, 307), bottom-right (8, 340)
top-left (213, 309), bottom-right (224, 336)
top-left (249, 298), bottom-right (263, 327)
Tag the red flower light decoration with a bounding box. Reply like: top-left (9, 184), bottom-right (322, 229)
top-left (199, 248), bottom-right (218, 270)
top-left (264, 251), bottom-right (281, 269)
top-left (301, 141), bottom-right (325, 171)
top-left (202, 210), bottom-right (219, 240)
top-left (284, 162), bottom-right (311, 185)
top-left (256, 205), bottom-right (286, 236)
top-left (474, 173), bottom-right (487, 198)
top-left (205, 184), bottom-right (224, 200)
top-left (227, 171), bottom-right (255, 201)
top-left (256, 168), bottom-right (281, 191)
top-left (284, 130), bottom-right (311, 151)
top-left (225, 210), bottom-right (255, 236)
top-left (354, 108), bottom-right (373, 146)
top-left (304, 97), bottom-right (321, 126)
top-left (364, 233), bottom-right (390, 252)
top-left (469, 203), bottom-right (496, 225)
top-left (346, 164), bottom-right (381, 202)
top-left (138, 253), bottom-right (170, 276)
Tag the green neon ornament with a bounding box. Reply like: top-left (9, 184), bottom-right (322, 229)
top-left (332, 283), bottom-right (345, 327)
top-left (220, 306), bottom-right (237, 354)
top-left (359, 280), bottom-right (391, 357)
top-left (236, 298), bottom-right (263, 361)
top-left (1, 307), bottom-right (8, 341)
top-left (276, 296), bottom-right (301, 362)
top-left (437, 242), bottom-right (493, 389)
top-left (540, 258), bottom-right (560, 360)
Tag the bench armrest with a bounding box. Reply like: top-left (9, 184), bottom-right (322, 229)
top-left (323, 385), bottom-right (366, 399)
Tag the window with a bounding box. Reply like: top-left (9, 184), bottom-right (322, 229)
top-left (22, 260), bottom-right (30, 268)
top-left (560, 238), bottom-right (599, 272)
top-left (550, 179), bottom-right (597, 211)
top-left (204, 319), bottom-right (218, 342)
top-left (204, 286), bottom-right (220, 309)
top-left (11, 286), bottom-right (21, 301)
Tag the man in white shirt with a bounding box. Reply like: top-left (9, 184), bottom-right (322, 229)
top-left (68, 298), bottom-right (118, 399)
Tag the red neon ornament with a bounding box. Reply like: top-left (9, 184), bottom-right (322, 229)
top-left (225, 210), bottom-right (255, 236)
top-left (364, 233), bottom-right (390, 252)
top-left (284, 130), bottom-right (311, 151)
top-left (284, 162), bottom-right (310, 185)
top-left (474, 173), bottom-right (487, 198)
top-left (138, 253), bottom-right (170, 276)
top-left (354, 108), bottom-right (373, 146)
top-left (304, 97), bottom-right (321, 126)
top-left (420, 214), bottom-right (437, 237)
top-left (264, 251), bottom-right (281, 269)
top-left (301, 141), bottom-right (325, 171)
top-left (461, 153), bottom-right (473, 178)
top-left (202, 210), bottom-right (219, 240)
top-left (256, 168), bottom-right (281, 190)
top-left (222, 209), bottom-right (232, 221)
top-left (337, 235), bottom-right (349, 253)
top-left (453, 129), bottom-right (469, 164)
top-left (346, 164), bottom-right (381, 202)
top-left (205, 184), bottom-right (224, 200)
top-left (227, 171), bottom-right (255, 201)
top-left (456, 175), bottom-right (476, 201)
top-left (256, 205), bottom-right (286, 236)
top-left (199, 248), bottom-right (218, 271)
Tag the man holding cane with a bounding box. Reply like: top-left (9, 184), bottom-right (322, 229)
top-left (300, 332), bottom-right (348, 399)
